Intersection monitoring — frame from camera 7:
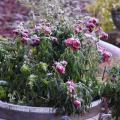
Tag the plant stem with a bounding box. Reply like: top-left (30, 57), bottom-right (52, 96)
top-left (102, 66), bottom-right (107, 81)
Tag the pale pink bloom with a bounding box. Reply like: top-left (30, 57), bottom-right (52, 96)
top-left (66, 80), bottom-right (76, 88)
top-left (35, 25), bottom-right (42, 32)
top-left (68, 85), bottom-right (75, 93)
top-left (56, 64), bottom-right (65, 74)
top-left (66, 80), bottom-right (76, 94)
top-left (72, 38), bottom-right (81, 51)
top-left (103, 51), bottom-right (112, 62)
top-left (21, 37), bottom-right (30, 44)
top-left (86, 22), bottom-right (95, 33)
top-left (60, 60), bottom-right (68, 67)
top-left (74, 100), bottom-right (81, 108)
top-left (75, 25), bottom-right (82, 34)
top-left (54, 61), bottom-right (67, 74)
top-left (65, 38), bottom-right (81, 51)
top-left (89, 17), bottom-right (99, 26)
top-left (66, 81), bottom-right (72, 86)
top-left (99, 32), bottom-right (108, 40)
top-left (97, 46), bottom-right (105, 54)
top-left (21, 32), bottom-right (29, 38)
top-left (30, 35), bottom-right (40, 46)
top-left (65, 38), bottom-right (74, 47)
top-left (44, 26), bottom-right (52, 36)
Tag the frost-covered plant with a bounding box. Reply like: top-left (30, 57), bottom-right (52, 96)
top-left (19, 0), bottom-right (66, 23)
top-left (0, 17), bottom-right (108, 115)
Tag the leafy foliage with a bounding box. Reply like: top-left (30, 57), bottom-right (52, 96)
top-left (102, 67), bottom-right (120, 120)
top-left (0, 86), bottom-right (7, 99)
top-left (0, 18), bottom-right (102, 115)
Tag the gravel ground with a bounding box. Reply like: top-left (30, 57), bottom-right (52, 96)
top-left (0, 0), bottom-right (29, 37)
top-left (0, 0), bottom-right (91, 37)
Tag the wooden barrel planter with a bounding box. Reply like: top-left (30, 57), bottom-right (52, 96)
top-left (0, 100), bottom-right (101, 120)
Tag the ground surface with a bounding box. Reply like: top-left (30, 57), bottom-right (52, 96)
top-left (0, 0), bottom-right (91, 37)
top-left (0, 0), bottom-right (29, 37)
top-left (87, 115), bottom-right (99, 120)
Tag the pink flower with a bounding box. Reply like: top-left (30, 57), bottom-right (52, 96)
top-left (65, 38), bottom-right (74, 47)
top-left (99, 32), bottom-right (108, 40)
top-left (21, 32), bottom-right (29, 38)
top-left (35, 25), bottom-right (42, 32)
top-left (65, 38), bottom-right (81, 51)
top-left (75, 25), bottom-right (82, 34)
top-left (89, 17), bottom-right (99, 26)
top-left (66, 80), bottom-right (76, 87)
top-left (60, 60), bottom-right (68, 67)
top-left (13, 28), bottom-right (29, 37)
top-left (21, 35), bottom-right (40, 46)
top-left (96, 27), bottom-right (108, 40)
top-left (44, 26), bottom-right (52, 36)
top-left (66, 81), bottom-right (72, 86)
top-left (54, 61), bottom-right (67, 74)
top-left (97, 46), bottom-right (105, 54)
top-left (68, 85), bottom-right (75, 93)
top-left (21, 29), bottom-right (29, 37)
top-left (21, 37), bottom-right (30, 44)
top-left (74, 100), bottom-right (81, 108)
top-left (102, 51), bottom-right (112, 62)
top-left (86, 22), bottom-right (95, 33)
top-left (72, 38), bottom-right (81, 51)
top-left (66, 80), bottom-right (76, 94)
top-left (56, 65), bottom-right (65, 74)
top-left (30, 35), bottom-right (40, 46)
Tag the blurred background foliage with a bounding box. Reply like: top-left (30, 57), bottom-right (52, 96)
top-left (87, 0), bottom-right (120, 32)
top-left (19, 0), bottom-right (90, 25)
top-left (19, 0), bottom-right (72, 24)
